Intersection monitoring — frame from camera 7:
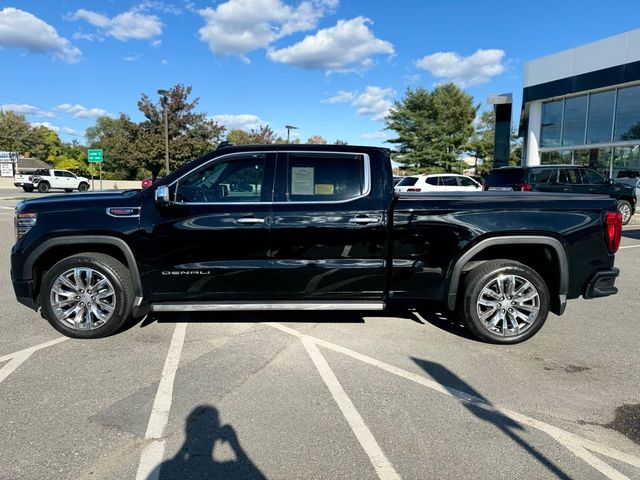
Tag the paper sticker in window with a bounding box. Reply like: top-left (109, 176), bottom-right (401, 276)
top-left (291, 167), bottom-right (314, 195)
top-left (314, 184), bottom-right (334, 195)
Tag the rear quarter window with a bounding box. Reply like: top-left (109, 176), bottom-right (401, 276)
top-left (397, 176), bottom-right (418, 187)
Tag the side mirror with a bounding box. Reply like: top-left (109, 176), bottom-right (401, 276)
top-left (155, 185), bottom-right (170, 205)
top-left (606, 178), bottom-right (614, 185)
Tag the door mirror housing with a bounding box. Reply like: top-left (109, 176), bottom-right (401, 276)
top-left (155, 185), bottom-right (170, 205)
top-left (605, 178), bottom-right (614, 186)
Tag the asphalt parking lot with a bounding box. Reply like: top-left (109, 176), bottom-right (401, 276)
top-left (1, 193), bottom-right (639, 480)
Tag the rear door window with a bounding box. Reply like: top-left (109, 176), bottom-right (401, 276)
top-left (286, 153), bottom-right (366, 202)
top-left (559, 168), bottom-right (583, 184)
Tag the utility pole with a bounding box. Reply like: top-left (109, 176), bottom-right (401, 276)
top-left (285, 125), bottom-right (298, 143)
top-left (158, 89), bottom-right (170, 175)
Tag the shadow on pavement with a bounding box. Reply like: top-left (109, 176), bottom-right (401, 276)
top-left (413, 358), bottom-right (572, 480)
top-left (622, 228), bottom-right (640, 240)
top-left (148, 404), bottom-right (266, 480)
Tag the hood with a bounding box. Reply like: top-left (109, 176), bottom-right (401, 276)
top-left (17, 190), bottom-right (142, 212)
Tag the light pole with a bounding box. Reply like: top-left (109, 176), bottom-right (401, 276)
top-left (285, 125), bottom-right (298, 143)
top-left (158, 89), bottom-right (170, 175)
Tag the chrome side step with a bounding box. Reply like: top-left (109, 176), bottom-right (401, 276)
top-left (151, 300), bottom-right (385, 312)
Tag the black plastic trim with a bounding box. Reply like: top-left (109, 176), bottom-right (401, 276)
top-left (446, 235), bottom-right (569, 312)
top-left (583, 268), bottom-right (619, 299)
top-left (23, 236), bottom-right (143, 298)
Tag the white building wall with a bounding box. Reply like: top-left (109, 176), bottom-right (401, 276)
top-left (525, 102), bottom-right (542, 166)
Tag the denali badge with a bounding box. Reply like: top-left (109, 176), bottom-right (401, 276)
top-left (106, 207), bottom-right (140, 217)
top-left (162, 270), bottom-right (212, 275)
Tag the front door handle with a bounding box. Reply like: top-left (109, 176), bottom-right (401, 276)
top-left (236, 217), bottom-right (266, 225)
top-left (349, 216), bottom-right (381, 225)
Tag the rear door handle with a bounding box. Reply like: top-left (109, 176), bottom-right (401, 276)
top-left (349, 216), bottom-right (381, 225)
top-left (236, 217), bottom-right (266, 225)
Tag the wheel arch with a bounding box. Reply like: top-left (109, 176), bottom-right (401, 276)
top-left (446, 235), bottom-right (569, 314)
top-left (25, 236), bottom-right (143, 300)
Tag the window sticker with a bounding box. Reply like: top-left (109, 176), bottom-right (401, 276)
top-left (314, 184), bottom-right (334, 195)
top-left (291, 167), bottom-right (314, 195)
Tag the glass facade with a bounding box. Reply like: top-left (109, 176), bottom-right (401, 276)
top-left (538, 83), bottom-right (640, 177)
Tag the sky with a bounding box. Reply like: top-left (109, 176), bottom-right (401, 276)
top-left (1, 0), bottom-right (639, 147)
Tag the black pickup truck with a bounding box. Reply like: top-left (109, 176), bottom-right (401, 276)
top-left (11, 144), bottom-right (623, 343)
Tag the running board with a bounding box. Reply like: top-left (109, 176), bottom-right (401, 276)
top-left (151, 300), bottom-right (385, 312)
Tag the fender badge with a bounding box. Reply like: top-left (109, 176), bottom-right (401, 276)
top-left (106, 207), bottom-right (140, 217)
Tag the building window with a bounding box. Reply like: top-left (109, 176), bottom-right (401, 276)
top-left (562, 95), bottom-right (587, 146)
top-left (614, 85), bottom-right (640, 141)
top-left (613, 145), bottom-right (640, 176)
top-left (586, 90), bottom-right (615, 144)
top-left (540, 100), bottom-right (563, 147)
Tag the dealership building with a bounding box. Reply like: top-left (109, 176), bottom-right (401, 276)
top-left (520, 29), bottom-right (640, 177)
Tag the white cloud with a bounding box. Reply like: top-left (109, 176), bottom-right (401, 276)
top-left (361, 131), bottom-right (388, 140)
top-left (416, 49), bottom-right (506, 88)
top-left (267, 17), bottom-right (393, 72)
top-left (197, 0), bottom-right (337, 57)
top-left (211, 114), bottom-right (265, 131)
top-left (160, 58), bottom-right (168, 65)
top-left (0, 7), bottom-right (81, 63)
top-left (69, 8), bottom-right (163, 42)
top-left (61, 126), bottom-right (81, 135)
top-left (1, 103), bottom-right (55, 118)
top-left (123, 52), bottom-right (142, 62)
top-left (31, 122), bottom-right (60, 132)
top-left (325, 86), bottom-right (395, 121)
top-left (55, 103), bottom-right (111, 119)
top-left (323, 90), bottom-right (355, 104)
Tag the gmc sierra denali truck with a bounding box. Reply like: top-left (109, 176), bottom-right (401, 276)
top-left (11, 144), bottom-right (622, 344)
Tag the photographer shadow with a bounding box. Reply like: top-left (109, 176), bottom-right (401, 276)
top-left (150, 405), bottom-right (266, 480)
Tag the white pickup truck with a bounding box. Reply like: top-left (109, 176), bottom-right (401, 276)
top-left (13, 172), bottom-right (37, 192)
top-left (28, 169), bottom-right (90, 193)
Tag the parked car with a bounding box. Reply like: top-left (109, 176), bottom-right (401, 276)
top-left (612, 169), bottom-right (640, 200)
top-left (141, 177), bottom-right (162, 188)
top-left (392, 175), bottom-right (405, 186)
top-left (484, 165), bottom-right (637, 224)
top-left (14, 172), bottom-right (35, 192)
top-left (30, 169), bottom-right (90, 193)
top-left (12, 145), bottom-right (622, 344)
top-left (395, 173), bottom-right (482, 193)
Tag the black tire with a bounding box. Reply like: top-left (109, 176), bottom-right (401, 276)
top-left (37, 182), bottom-right (50, 193)
top-left (22, 186), bottom-right (34, 192)
top-left (39, 253), bottom-right (134, 339)
top-left (617, 200), bottom-right (633, 225)
top-left (458, 260), bottom-right (550, 344)
top-left (65, 189), bottom-right (73, 193)
top-left (78, 183), bottom-right (89, 192)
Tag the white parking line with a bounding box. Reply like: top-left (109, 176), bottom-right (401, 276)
top-left (136, 323), bottom-right (188, 480)
top-left (0, 337), bottom-right (68, 384)
top-left (303, 337), bottom-right (401, 480)
top-left (267, 323), bottom-right (640, 479)
top-left (619, 244), bottom-right (640, 249)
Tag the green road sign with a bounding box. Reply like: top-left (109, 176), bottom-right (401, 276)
top-left (88, 149), bottom-right (103, 163)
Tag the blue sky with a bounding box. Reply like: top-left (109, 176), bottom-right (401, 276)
top-left (1, 0), bottom-right (639, 146)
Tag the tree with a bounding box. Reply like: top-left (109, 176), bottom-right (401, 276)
top-left (306, 135), bottom-right (327, 144)
top-left (136, 84), bottom-right (225, 178)
top-left (334, 139), bottom-right (348, 145)
top-left (30, 125), bottom-right (63, 161)
top-left (227, 125), bottom-right (276, 145)
top-left (466, 110), bottom-right (495, 173)
top-left (385, 84), bottom-right (478, 173)
top-left (86, 115), bottom-right (141, 179)
top-left (0, 111), bottom-right (36, 155)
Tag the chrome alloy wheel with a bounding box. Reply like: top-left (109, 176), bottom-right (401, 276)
top-left (619, 203), bottom-right (632, 224)
top-left (49, 267), bottom-right (116, 330)
top-left (476, 274), bottom-right (540, 337)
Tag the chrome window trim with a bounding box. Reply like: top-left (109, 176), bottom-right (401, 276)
top-left (170, 150), bottom-right (372, 206)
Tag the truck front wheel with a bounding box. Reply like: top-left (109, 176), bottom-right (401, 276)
top-left (39, 253), bottom-right (134, 339)
top-left (458, 260), bottom-right (550, 344)
top-left (78, 183), bottom-right (89, 192)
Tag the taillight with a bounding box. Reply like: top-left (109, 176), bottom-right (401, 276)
top-left (407, 188), bottom-right (421, 192)
top-left (605, 211), bottom-right (622, 253)
top-left (28, 176), bottom-right (33, 182)
top-left (518, 183), bottom-right (533, 192)
top-left (15, 212), bottom-right (37, 240)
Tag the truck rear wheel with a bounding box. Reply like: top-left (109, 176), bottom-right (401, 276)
top-left (617, 200), bottom-right (632, 225)
top-left (39, 253), bottom-right (134, 339)
top-left (37, 182), bottom-right (50, 193)
top-left (458, 260), bottom-right (550, 344)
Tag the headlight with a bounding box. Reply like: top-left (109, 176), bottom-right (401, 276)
top-left (15, 212), bottom-right (37, 240)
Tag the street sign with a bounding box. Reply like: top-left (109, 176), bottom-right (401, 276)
top-left (88, 149), bottom-right (103, 163)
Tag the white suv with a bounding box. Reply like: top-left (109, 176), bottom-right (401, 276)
top-left (395, 174), bottom-right (482, 193)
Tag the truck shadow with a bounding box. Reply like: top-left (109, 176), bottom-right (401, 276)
top-left (412, 358), bottom-right (573, 479)
top-left (622, 228), bottom-right (640, 240)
